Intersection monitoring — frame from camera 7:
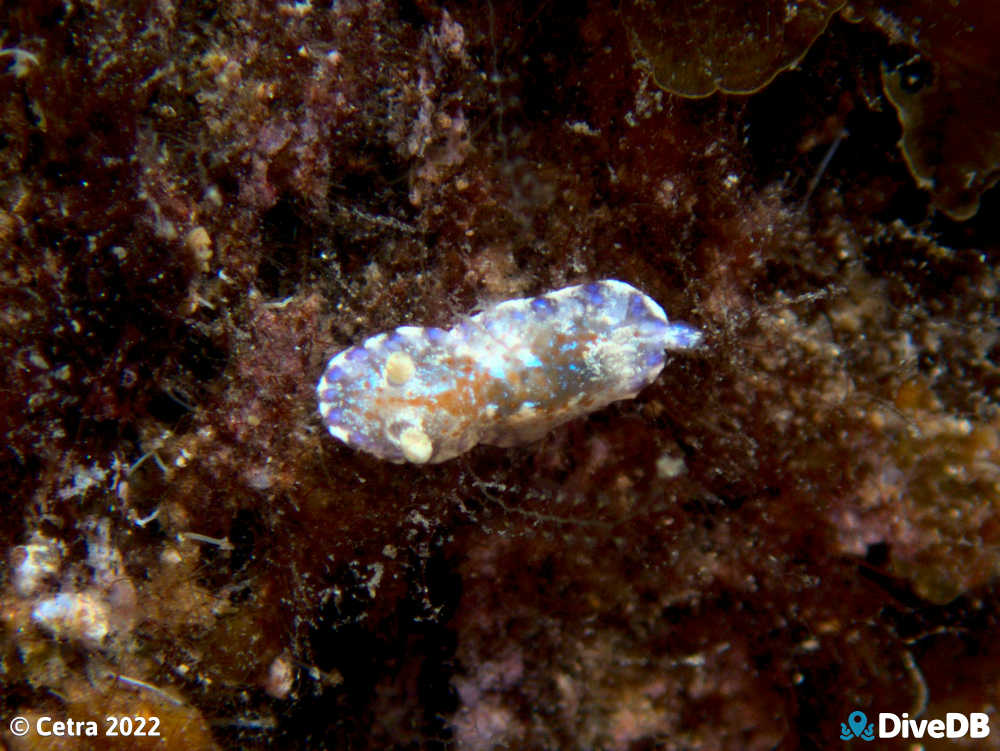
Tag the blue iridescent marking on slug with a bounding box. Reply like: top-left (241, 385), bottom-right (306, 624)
top-left (627, 293), bottom-right (648, 319)
top-left (520, 352), bottom-right (543, 368)
top-left (531, 297), bottom-right (555, 314)
top-left (349, 431), bottom-right (372, 449)
top-left (666, 324), bottom-right (702, 348)
top-left (316, 280), bottom-right (702, 464)
top-left (425, 327), bottom-right (447, 343)
top-left (583, 282), bottom-right (604, 305)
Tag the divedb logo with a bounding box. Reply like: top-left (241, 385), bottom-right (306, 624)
top-left (840, 710), bottom-right (991, 741)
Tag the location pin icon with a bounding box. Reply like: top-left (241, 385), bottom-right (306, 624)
top-left (848, 711), bottom-right (867, 738)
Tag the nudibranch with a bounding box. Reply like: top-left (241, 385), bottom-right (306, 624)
top-left (316, 280), bottom-right (701, 463)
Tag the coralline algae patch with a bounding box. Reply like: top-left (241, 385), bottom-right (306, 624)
top-left (317, 280), bottom-right (701, 463)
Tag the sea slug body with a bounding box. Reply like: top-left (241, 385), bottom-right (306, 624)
top-left (317, 280), bottom-right (701, 464)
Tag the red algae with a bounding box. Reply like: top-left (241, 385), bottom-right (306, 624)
top-left (622, 0), bottom-right (846, 98)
